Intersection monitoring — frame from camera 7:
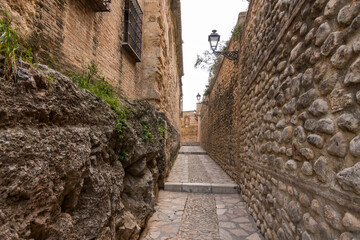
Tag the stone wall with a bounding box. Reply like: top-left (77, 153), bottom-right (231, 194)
top-left (0, 0), bottom-right (183, 131)
top-left (140, 0), bottom-right (183, 131)
top-left (200, 12), bottom-right (243, 176)
top-left (200, 0), bottom-right (360, 239)
top-left (0, 62), bottom-right (180, 240)
top-left (180, 110), bottom-right (199, 142)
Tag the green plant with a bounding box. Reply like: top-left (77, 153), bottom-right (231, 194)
top-left (19, 46), bottom-right (34, 64)
top-left (118, 150), bottom-right (129, 161)
top-left (141, 121), bottom-right (154, 144)
top-left (47, 71), bottom-right (55, 92)
top-left (194, 50), bottom-right (223, 96)
top-left (47, 57), bottom-right (57, 70)
top-left (0, 11), bottom-right (36, 81)
top-left (115, 107), bottom-right (133, 139)
top-left (0, 10), bottom-right (19, 81)
top-left (232, 22), bottom-right (243, 41)
top-left (195, 36), bottom-right (230, 96)
top-left (69, 62), bottom-right (133, 138)
top-left (86, 61), bottom-right (99, 80)
top-left (158, 122), bottom-right (166, 140)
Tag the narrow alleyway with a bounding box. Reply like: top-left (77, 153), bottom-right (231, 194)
top-left (140, 144), bottom-right (264, 240)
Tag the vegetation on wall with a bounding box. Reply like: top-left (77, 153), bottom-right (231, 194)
top-left (158, 122), bottom-right (166, 140)
top-left (141, 121), bottom-right (154, 144)
top-left (194, 45), bottom-right (225, 96)
top-left (69, 61), bottom-right (133, 138)
top-left (0, 11), bottom-right (34, 81)
top-left (118, 150), bottom-right (129, 161)
top-left (232, 22), bottom-right (243, 41)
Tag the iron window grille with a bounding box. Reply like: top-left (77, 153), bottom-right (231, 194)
top-left (123, 0), bottom-right (143, 62)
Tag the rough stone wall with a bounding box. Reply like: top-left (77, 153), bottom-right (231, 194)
top-left (199, 14), bottom-right (242, 177)
top-left (0, 0), bottom-right (183, 131)
top-left (180, 111), bottom-right (198, 142)
top-left (200, 0), bottom-right (360, 239)
top-left (140, 0), bottom-right (183, 131)
top-left (0, 61), bottom-right (180, 240)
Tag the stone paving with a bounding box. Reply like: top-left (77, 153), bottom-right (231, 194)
top-left (177, 194), bottom-right (220, 240)
top-left (178, 146), bottom-right (207, 154)
top-left (216, 195), bottom-right (262, 240)
top-left (167, 151), bottom-right (235, 184)
top-left (140, 146), bottom-right (263, 240)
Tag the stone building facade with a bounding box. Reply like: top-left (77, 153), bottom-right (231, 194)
top-left (0, 0), bottom-right (183, 130)
top-left (200, 0), bottom-right (360, 239)
top-left (180, 108), bottom-right (199, 143)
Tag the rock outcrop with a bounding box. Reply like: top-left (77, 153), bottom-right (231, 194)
top-left (0, 60), bottom-right (180, 239)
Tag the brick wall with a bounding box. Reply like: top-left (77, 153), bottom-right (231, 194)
top-left (200, 0), bottom-right (360, 239)
top-left (0, 0), bottom-right (182, 131)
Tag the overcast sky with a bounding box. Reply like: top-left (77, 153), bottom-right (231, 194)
top-left (181, 0), bottom-right (249, 111)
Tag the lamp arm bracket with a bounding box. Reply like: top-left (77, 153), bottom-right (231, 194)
top-left (213, 50), bottom-right (238, 61)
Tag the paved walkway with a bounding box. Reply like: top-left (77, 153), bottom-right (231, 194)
top-left (140, 145), bottom-right (263, 240)
top-left (167, 148), bottom-right (234, 184)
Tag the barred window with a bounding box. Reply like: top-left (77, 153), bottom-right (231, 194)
top-left (123, 0), bottom-right (143, 62)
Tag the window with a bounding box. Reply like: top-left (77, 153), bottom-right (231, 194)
top-left (123, 0), bottom-right (143, 62)
top-left (184, 116), bottom-right (190, 127)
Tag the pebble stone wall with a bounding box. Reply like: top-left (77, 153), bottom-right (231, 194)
top-left (200, 0), bottom-right (360, 239)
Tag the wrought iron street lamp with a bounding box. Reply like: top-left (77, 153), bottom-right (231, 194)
top-left (208, 30), bottom-right (238, 61)
top-left (195, 93), bottom-right (208, 105)
top-left (196, 93), bottom-right (201, 102)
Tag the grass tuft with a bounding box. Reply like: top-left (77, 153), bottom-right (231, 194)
top-left (69, 61), bottom-right (133, 138)
top-left (0, 10), bottom-right (35, 81)
top-left (0, 10), bottom-right (19, 81)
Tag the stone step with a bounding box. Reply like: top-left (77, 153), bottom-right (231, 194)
top-left (164, 182), bottom-right (240, 194)
top-left (181, 142), bottom-right (200, 146)
top-left (178, 152), bottom-right (207, 155)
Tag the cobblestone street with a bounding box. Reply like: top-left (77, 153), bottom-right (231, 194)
top-left (140, 146), bottom-right (263, 240)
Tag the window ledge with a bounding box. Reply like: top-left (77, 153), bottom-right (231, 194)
top-left (122, 42), bottom-right (142, 62)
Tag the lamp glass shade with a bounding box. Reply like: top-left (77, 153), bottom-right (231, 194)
top-left (208, 30), bottom-right (220, 51)
top-left (196, 93), bottom-right (201, 101)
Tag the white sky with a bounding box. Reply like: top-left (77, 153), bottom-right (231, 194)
top-left (181, 0), bottom-right (249, 111)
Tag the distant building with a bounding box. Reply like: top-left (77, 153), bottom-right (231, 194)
top-left (180, 102), bottom-right (203, 143)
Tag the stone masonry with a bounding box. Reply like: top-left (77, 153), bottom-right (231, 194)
top-left (200, 0), bottom-right (360, 239)
top-left (0, 0), bottom-right (183, 131)
top-left (0, 60), bottom-right (180, 240)
top-left (180, 110), bottom-right (199, 142)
